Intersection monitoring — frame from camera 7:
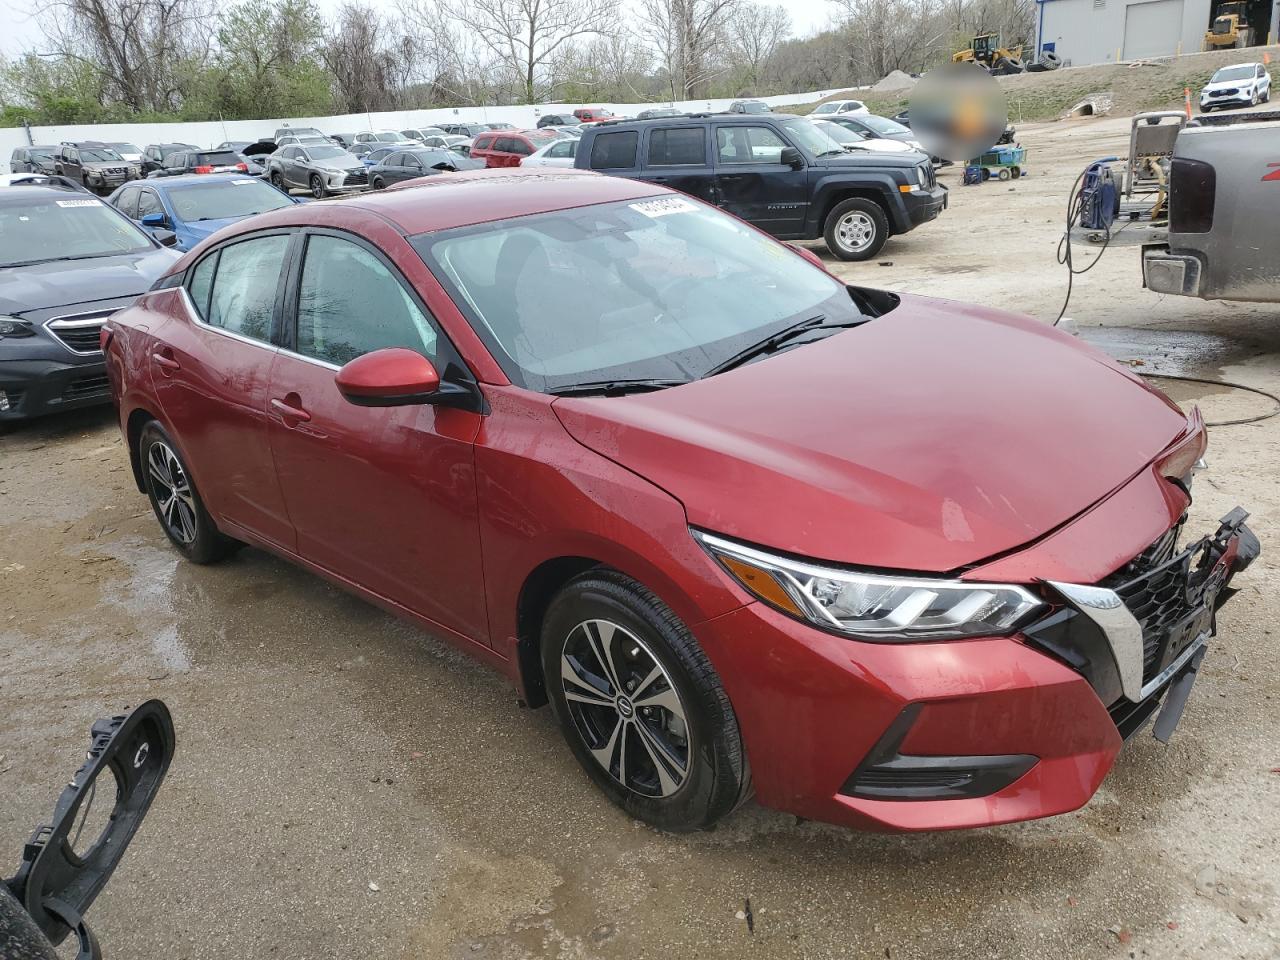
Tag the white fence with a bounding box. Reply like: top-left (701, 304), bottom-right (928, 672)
top-left (1, 88), bottom-right (858, 173)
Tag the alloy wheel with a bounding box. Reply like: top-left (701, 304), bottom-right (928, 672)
top-left (836, 211), bottom-right (876, 253)
top-left (147, 441), bottom-right (197, 544)
top-left (311, 176), bottom-right (325, 199)
top-left (560, 619), bottom-right (691, 798)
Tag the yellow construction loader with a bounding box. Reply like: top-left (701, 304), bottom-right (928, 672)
top-left (952, 34), bottom-right (1026, 75)
top-left (1204, 2), bottom-right (1253, 50)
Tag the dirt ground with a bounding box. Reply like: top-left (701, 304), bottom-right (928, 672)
top-left (2, 111), bottom-right (1279, 960)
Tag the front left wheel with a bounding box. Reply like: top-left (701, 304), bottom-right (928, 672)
top-left (823, 197), bottom-right (890, 261)
top-left (139, 421), bottom-right (237, 564)
top-left (541, 570), bottom-right (750, 832)
top-left (310, 174), bottom-right (326, 199)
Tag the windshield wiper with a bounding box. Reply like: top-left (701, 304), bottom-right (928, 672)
top-left (816, 149), bottom-right (847, 158)
top-left (548, 378), bottom-right (690, 397)
top-left (703, 315), bottom-right (866, 378)
top-left (1, 252), bottom-right (126, 268)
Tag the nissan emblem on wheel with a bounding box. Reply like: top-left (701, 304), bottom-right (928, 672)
top-left (98, 167), bottom-right (1259, 834)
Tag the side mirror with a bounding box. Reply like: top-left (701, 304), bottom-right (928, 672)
top-left (336, 348), bottom-right (443, 407)
top-left (6, 700), bottom-right (174, 958)
top-left (140, 212), bottom-right (167, 227)
top-left (795, 246), bottom-right (826, 270)
top-left (153, 229), bottom-right (178, 247)
top-left (780, 146), bottom-right (803, 169)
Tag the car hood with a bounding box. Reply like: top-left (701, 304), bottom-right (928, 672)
top-left (178, 216), bottom-right (248, 242)
top-left (814, 150), bottom-right (919, 170)
top-left (552, 294), bottom-right (1189, 573)
top-left (847, 140), bottom-right (914, 153)
top-left (1203, 77), bottom-right (1254, 91)
top-left (0, 248), bottom-right (177, 316)
top-left (315, 155), bottom-right (364, 171)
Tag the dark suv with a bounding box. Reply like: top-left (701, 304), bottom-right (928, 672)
top-left (148, 148), bottom-right (249, 178)
top-left (9, 145), bottom-right (58, 174)
top-left (574, 113), bottom-right (946, 260)
top-left (53, 142), bottom-right (141, 194)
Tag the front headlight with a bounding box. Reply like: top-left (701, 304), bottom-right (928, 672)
top-left (0, 317), bottom-right (35, 340)
top-left (695, 531), bottom-right (1045, 641)
top-left (915, 165), bottom-right (928, 187)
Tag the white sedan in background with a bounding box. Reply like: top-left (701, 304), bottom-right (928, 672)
top-left (810, 119), bottom-right (920, 155)
top-left (520, 137), bottom-right (579, 168)
top-left (811, 98), bottom-right (870, 118)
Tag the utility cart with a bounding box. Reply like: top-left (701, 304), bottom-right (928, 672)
top-left (965, 144), bottom-right (1026, 182)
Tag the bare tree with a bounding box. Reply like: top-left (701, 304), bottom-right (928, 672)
top-left (35, 0), bottom-right (214, 112)
top-left (727, 1), bottom-right (789, 92)
top-left (323, 2), bottom-right (415, 112)
top-left (448, 0), bottom-right (616, 103)
top-left (638, 0), bottom-right (740, 100)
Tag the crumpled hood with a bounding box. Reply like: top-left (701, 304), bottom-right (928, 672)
top-left (553, 294), bottom-right (1189, 573)
top-left (0, 249), bottom-right (176, 316)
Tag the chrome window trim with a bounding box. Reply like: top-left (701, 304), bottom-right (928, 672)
top-left (176, 285), bottom-right (277, 353)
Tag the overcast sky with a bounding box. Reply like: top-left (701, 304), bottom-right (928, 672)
top-left (0, 0), bottom-right (841, 59)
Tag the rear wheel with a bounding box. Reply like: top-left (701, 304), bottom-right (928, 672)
top-left (138, 421), bottom-right (237, 564)
top-left (823, 197), bottom-right (889, 261)
top-left (372, 176), bottom-right (385, 190)
top-left (270, 170), bottom-right (285, 190)
top-left (541, 570), bottom-right (750, 832)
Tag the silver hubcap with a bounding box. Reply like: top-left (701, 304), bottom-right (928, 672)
top-left (560, 619), bottom-right (690, 798)
top-left (836, 211), bottom-right (876, 252)
top-left (147, 441), bottom-right (197, 544)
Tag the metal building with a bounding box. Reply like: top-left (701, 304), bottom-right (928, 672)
top-left (1034, 0), bottom-right (1279, 65)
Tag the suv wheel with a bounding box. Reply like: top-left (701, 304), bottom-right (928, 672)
top-left (541, 570), bottom-right (751, 832)
top-left (310, 174), bottom-right (326, 199)
top-left (270, 170), bottom-right (285, 189)
top-left (824, 197), bottom-right (889, 261)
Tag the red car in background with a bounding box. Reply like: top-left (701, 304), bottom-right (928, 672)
top-left (470, 130), bottom-right (561, 168)
top-left (102, 169), bottom-right (1257, 833)
top-left (573, 108), bottom-right (617, 124)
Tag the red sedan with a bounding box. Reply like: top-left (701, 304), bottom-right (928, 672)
top-left (103, 169), bottom-right (1258, 832)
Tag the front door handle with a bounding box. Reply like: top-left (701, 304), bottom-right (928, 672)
top-left (271, 396), bottom-right (311, 423)
top-left (152, 351), bottom-right (180, 372)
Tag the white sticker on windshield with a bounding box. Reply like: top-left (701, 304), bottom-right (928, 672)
top-left (56, 198), bottom-right (102, 207)
top-left (231, 179), bottom-right (256, 185)
top-left (630, 197), bottom-right (697, 218)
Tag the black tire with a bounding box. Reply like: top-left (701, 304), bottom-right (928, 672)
top-left (1011, 166), bottom-right (1022, 179)
top-left (541, 569), bottom-right (750, 832)
top-left (310, 174), bottom-right (326, 199)
top-left (270, 170), bottom-right (285, 190)
top-left (372, 176), bottom-right (385, 190)
top-left (823, 196), bottom-right (889, 262)
top-left (997, 167), bottom-right (1011, 181)
top-left (138, 421), bottom-right (237, 564)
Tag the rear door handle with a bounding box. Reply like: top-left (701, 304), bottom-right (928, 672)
top-left (151, 351), bottom-right (180, 371)
top-left (271, 397), bottom-right (311, 423)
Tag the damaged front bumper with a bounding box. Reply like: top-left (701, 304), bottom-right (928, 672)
top-left (1030, 507), bottom-right (1259, 743)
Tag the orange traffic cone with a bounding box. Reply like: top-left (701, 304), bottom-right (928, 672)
top-left (1184, 87), bottom-right (1192, 118)
top-left (1265, 52), bottom-right (1271, 65)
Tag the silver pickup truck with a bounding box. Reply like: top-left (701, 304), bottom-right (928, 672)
top-left (1142, 110), bottom-right (1280, 303)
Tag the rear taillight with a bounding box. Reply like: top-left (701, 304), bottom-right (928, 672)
top-left (194, 165), bottom-right (213, 174)
top-left (1169, 157), bottom-right (1215, 233)
top-left (236, 162), bottom-right (248, 171)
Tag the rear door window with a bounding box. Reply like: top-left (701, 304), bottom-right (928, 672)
top-left (715, 126), bottom-right (786, 164)
top-left (589, 131), bottom-right (639, 169)
top-left (206, 234), bottom-right (289, 341)
top-left (648, 128), bottom-right (706, 166)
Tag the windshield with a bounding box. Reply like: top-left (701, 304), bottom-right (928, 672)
top-left (375, 132), bottom-right (404, 141)
top-left (413, 196), bottom-right (859, 392)
top-left (108, 142), bottom-right (141, 153)
top-left (0, 197), bottom-right (152, 267)
top-left (780, 118), bottom-right (839, 155)
top-left (29, 148), bottom-right (55, 160)
top-left (741, 102), bottom-right (769, 113)
top-left (80, 147), bottom-right (124, 162)
top-left (195, 151), bottom-right (242, 166)
top-left (1212, 65), bottom-right (1256, 81)
top-left (307, 146), bottom-right (349, 160)
top-left (168, 179), bottom-right (292, 222)
top-left (811, 103), bottom-right (837, 115)
top-left (858, 115), bottom-right (909, 135)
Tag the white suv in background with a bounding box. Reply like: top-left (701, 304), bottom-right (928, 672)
top-left (811, 98), bottom-right (870, 118)
top-left (1200, 62), bottom-right (1271, 111)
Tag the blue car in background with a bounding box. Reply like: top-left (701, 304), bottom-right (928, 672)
top-left (106, 173), bottom-right (298, 251)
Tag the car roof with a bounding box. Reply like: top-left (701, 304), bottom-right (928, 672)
top-left (589, 112), bottom-right (798, 128)
top-left (0, 182), bottom-right (95, 203)
top-left (208, 168), bottom-right (667, 238)
top-left (144, 173), bottom-right (257, 190)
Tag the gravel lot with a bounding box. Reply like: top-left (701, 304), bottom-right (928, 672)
top-left (2, 111), bottom-right (1278, 960)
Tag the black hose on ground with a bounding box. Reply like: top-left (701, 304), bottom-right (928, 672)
top-left (1140, 373), bottom-right (1280, 427)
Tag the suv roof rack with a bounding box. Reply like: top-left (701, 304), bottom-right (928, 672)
top-left (4, 174), bottom-right (90, 193)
